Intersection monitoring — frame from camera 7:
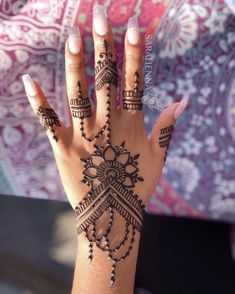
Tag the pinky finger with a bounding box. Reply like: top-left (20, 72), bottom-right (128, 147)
top-left (22, 74), bottom-right (65, 145)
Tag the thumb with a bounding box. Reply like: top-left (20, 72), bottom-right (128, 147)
top-left (148, 95), bottom-right (189, 165)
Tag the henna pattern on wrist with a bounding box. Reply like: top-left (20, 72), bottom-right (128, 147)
top-left (159, 125), bottom-right (174, 163)
top-left (73, 40), bottom-right (145, 286)
top-left (36, 107), bottom-right (61, 142)
top-left (122, 71), bottom-right (143, 110)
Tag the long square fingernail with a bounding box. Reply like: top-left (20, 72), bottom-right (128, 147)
top-left (127, 16), bottom-right (139, 45)
top-left (93, 4), bottom-right (108, 36)
top-left (174, 95), bottom-right (189, 119)
top-left (68, 26), bottom-right (81, 54)
top-left (22, 74), bottom-right (37, 96)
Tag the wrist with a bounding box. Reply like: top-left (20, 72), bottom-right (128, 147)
top-left (72, 203), bottom-right (145, 294)
top-left (73, 225), bottom-right (142, 294)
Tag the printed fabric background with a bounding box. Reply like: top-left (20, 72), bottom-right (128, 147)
top-left (0, 0), bottom-right (234, 223)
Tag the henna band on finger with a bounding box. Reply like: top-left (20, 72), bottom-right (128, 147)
top-left (122, 71), bottom-right (143, 110)
top-left (71, 40), bottom-right (117, 143)
top-left (70, 81), bottom-right (92, 119)
top-left (159, 125), bottom-right (174, 163)
top-left (70, 80), bottom-right (109, 142)
top-left (36, 107), bottom-right (61, 142)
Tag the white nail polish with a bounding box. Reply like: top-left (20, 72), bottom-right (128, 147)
top-left (68, 26), bottom-right (81, 54)
top-left (174, 95), bottom-right (189, 119)
top-left (22, 74), bottom-right (37, 96)
top-left (127, 16), bottom-right (139, 45)
top-left (93, 4), bottom-right (108, 36)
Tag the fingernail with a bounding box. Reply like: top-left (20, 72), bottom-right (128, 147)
top-left (68, 26), bottom-right (81, 54)
top-left (22, 74), bottom-right (37, 96)
top-left (127, 16), bottom-right (139, 45)
top-left (174, 95), bottom-right (189, 119)
top-left (93, 4), bottom-right (108, 36)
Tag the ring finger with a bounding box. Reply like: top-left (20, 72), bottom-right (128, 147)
top-left (120, 16), bottom-right (144, 125)
top-left (92, 4), bottom-right (118, 124)
top-left (65, 27), bottom-right (93, 139)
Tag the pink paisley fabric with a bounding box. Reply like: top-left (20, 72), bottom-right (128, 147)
top-left (0, 0), bottom-right (235, 224)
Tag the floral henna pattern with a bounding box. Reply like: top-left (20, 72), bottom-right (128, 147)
top-left (81, 141), bottom-right (144, 189)
top-left (74, 40), bottom-right (145, 286)
top-left (75, 142), bottom-right (145, 286)
top-left (36, 107), bottom-right (61, 142)
top-left (159, 125), bottom-right (174, 163)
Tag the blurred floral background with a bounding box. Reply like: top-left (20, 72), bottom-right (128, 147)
top-left (0, 1), bottom-right (235, 293)
top-left (0, 0), bottom-right (235, 222)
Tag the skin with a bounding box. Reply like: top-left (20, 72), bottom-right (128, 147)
top-left (25, 14), bottom-right (182, 294)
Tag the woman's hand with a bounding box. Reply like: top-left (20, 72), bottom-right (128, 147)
top-left (22, 4), bottom-right (188, 292)
top-left (22, 11), bottom-right (187, 210)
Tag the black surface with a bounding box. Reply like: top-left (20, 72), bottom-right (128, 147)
top-left (136, 212), bottom-right (235, 294)
top-left (0, 195), bottom-right (73, 294)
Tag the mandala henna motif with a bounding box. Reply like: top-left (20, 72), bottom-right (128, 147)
top-left (74, 40), bottom-right (145, 287)
top-left (36, 107), bottom-right (61, 142)
top-left (122, 71), bottom-right (143, 110)
top-left (159, 125), bottom-right (174, 163)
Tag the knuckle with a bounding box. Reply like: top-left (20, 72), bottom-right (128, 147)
top-left (95, 42), bottom-right (115, 57)
top-left (95, 42), bottom-right (105, 53)
top-left (125, 51), bottom-right (142, 63)
top-left (66, 60), bottom-right (84, 72)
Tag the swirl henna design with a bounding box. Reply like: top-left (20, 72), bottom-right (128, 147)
top-left (73, 40), bottom-right (145, 286)
top-left (159, 125), bottom-right (174, 163)
top-left (122, 71), bottom-right (143, 110)
top-left (36, 107), bottom-right (61, 142)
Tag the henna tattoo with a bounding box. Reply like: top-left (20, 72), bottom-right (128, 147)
top-left (36, 107), bottom-right (61, 142)
top-left (70, 81), bottom-right (108, 142)
top-left (70, 81), bottom-right (91, 118)
top-left (75, 142), bottom-right (145, 286)
top-left (122, 71), bottom-right (143, 110)
top-left (74, 40), bottom-right (145, 287)
top-left (72, 41), bottom-right (115, 143)
top-left (95, 40), bottom-right (118, 91)
top-left (159, 125), bottom-right (174, 163)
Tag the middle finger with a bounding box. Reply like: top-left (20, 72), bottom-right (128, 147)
top-left (92, 4), bottom-right (118, 123)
